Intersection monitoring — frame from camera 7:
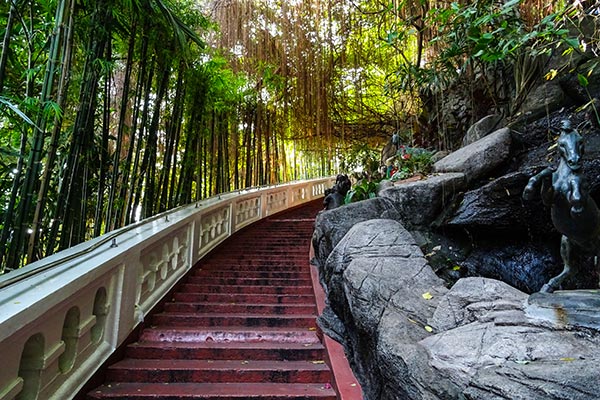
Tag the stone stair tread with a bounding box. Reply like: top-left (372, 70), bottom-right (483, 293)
top-left (109, 358), bottom-right (330, 371)
top-left (87, 382), bottom-right (337, 399)
top-left (163, 302), bottom-right (316, 314)
top-left (151, 314), bottom-right (317, 328)
top-left (172, 293), bottom-right (315, 303)
top-left (128, 341), bottom-right (325, 351)
top-left (186, 277), bottom-right (313, 285)
top-left (125, 341), bottom-right (326, 361)
top-left (153, 312), bottom-right (317, 318)
top-left (106, 359), bottom-right (332, 384)
top-left (179, 284), bottom-right (314, 293)
top-left (139, 326), bottom-right (321, 343)
top-left (193, 272), bottom-right (311, 279)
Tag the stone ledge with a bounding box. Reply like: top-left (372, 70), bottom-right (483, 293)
top-left (526, 289), bottom-right (600, 330)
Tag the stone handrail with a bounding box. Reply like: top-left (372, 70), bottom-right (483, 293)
top-left (0, 177), bottom-right (333, 400)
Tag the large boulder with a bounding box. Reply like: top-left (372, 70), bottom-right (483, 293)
top-left (444, 170), bottom-right (553, 234)
top-left (315, 215), bottom-right (600, 400)
top-left (311, 197), bottom-right (400, 269)
top-left (462, 114), bottom-right (505, 147)
top-left (378, 173), bottom-right (466, 229)
top-left (516, 81), bottom-right (568, 123)
top-left (315, 218), bottom-right (448, 399)
top-left (434, 128), bottom-right (512, 183)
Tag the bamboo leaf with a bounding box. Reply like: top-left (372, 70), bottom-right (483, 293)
top-left (0, 97), bottom-right (41, 130)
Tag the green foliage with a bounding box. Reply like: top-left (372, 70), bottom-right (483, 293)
top-left (338, 143), bottom-right (380, 175)
top-left (389, 146), bottom-right (433, 181)
top-left (344, 179), bottom-right (378, 204)
top-left (0, 96), bottom-right (39, 129)
top-left (389, 0), bottom-right (578, 95)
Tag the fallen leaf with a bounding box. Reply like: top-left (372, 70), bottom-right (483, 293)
top-left (432, 245), bottom-right (442, 251)
top-left (452, 265), bottom-right (461, 271)
top-left (424, 325), bottom-right (433, 333)
top-left (312, 360), bottom-right (325, 364)
top-left (351, 383), bottom-right (357, 387)
top-left (422, 292), bottom-right (433, 300)
top-left (560, 357), bottom-right (576, 362)
top-left (308, 327), bottom-right (317, 331)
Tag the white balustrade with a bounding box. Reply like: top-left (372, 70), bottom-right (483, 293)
top-left (0, 177), bottom-right (333, 400)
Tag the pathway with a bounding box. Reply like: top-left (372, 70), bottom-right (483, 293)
top-left (86, 200), bottom-right (340, 399)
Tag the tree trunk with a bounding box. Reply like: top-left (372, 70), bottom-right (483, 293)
top-left (128, 54), bottom-right (155, 224)
top-left (6, 0), bottom-right (72, 267)
top-left (106, 19), bottom-right (137, 231)
top-left (0, 0), bottom-right (17, 93)
top-left (27, 0), bottom-right (76, 262)
top-left (94, 40), bottom-right (112, 237)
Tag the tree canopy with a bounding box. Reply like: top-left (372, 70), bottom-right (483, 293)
top-left (0, 0), bottom-right (593, 272)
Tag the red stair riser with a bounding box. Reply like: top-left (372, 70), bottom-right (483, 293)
top-left (178, 284), bottom-right (314, 295)
top-left (151, 314), bottom-right (317, 328)
top-left (185, 277), bottom-right (313, 286)
top-left (172, 293), bottom-right (316, 304)
top-left (162, 302), bottom-right (316, 315)
top-left (87, 382), bottom-right (337, 399)
top-left (105, 360), bottom-right (331, 384)
top-left (125, 343), bottom-right (326, 361)
top-left (139, 328), bottom-right (321, 344)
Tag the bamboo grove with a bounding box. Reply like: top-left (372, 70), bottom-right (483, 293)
top-left (0, 0), bottom-right (332, 273)
top-left (0, 0), bottom-right (589, 272)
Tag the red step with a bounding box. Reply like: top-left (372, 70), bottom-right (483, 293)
top-left (185, 276), bottom-right (313, 286)
top-left (163, 302), bottom-right (315, 315)
top-left (192, 270), bottom-right (311, 279)
top-left (151, 313), bottom-right (318, 328)
top-left (125, 342), bottom-right (327, 361)
top-left (86, 200), bottom-right (338, 400)
top-left (139, 327), bottom-right (321, 344)
top-left (171, 292), bottom-right (316, 304)
top-left (88, 383), bottom-right (336, 399)
top-left (197, 261), bottom-right (308, 269)
top-left (105, 359), bottom-right (331, 383)
top-left (178, 283), bottom-right (314, 295)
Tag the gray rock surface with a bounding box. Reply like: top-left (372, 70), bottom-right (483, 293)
top-left (314, 214), bottom-right (600, 400)
top-left (378, 173), bottom-right (466, 229)
top-left (462, 114), bottom-right (505, 147)
top-left (517, 81), bottom-right (567, 123)
top-left (460, 241), bottom-right (560, 294)
top-left (444, 170), bottom-right (552, 233)
top-left (434, 128), bottom-right (512, 182)
top-left (315, 218), bottom-right (448, 399)
top-left (311, 197), bottom-right (400, 270)
top-left (527, 289), bottom-right (600, 330)
top-left (430, 277), bottom-right (528, 331)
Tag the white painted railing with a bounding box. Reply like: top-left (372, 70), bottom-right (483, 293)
top-left (0, 177), bottom-right (333, 400)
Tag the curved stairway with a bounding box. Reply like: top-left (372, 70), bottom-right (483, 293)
top-left (86, 200), bottom-right (338, 399)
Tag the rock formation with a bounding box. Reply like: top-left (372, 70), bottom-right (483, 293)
top-left (312, 67), bottom-right (600, 397)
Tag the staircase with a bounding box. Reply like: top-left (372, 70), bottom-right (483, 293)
top-left (87, 200), bottom-right (338, 399)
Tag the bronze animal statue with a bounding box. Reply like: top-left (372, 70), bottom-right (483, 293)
top-left (323, 174), bottom-right (352, 210)
top-left (523, 120), bottom-right (600, 293)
